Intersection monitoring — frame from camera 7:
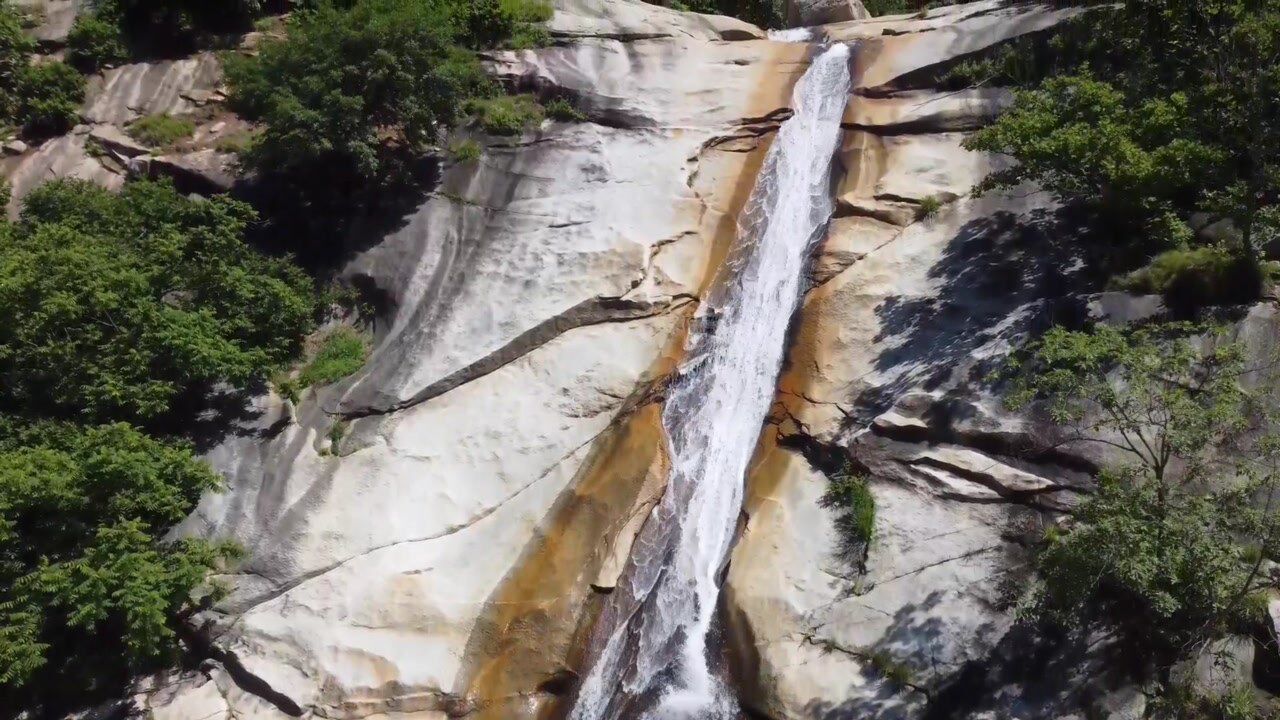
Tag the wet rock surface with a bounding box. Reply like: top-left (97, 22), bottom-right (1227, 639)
top-left (10, 1), bottom-right (1257, 719)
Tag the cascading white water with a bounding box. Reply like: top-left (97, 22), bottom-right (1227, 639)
top-left (571, 43), bottom-right (853, 720)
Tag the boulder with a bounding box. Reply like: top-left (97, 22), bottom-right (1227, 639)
top-left (88, 125), bottom-right (149, 158)
top-left (134, 149), bottom-right (237, 194)
top-left (1170, 636), bottom-right (1256, 702)
top-left (12, 0), bottom-right (85, 47)
top-left (785, 0), bottom-right (869, 27)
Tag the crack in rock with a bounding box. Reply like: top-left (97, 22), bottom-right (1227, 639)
top-left (219, 420), bottom-right (614, 617)
top-left (336, 295), bottom-right (695, 420)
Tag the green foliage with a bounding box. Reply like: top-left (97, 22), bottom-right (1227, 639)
top-left (1009, 324), bottom-right (1280, 656)
top-left (1115, 246), bottom-right (1263, 314)
top-left (917, 194), bottom-right (942, 220)
top-left (225, 0), bottom-right (551, 248)
top-left (126, 113), bottom-right (196, 147)
top-left (820, 465), bottom-right (875, 566)
top-left (13, 61), bottom-right (85, 137)
top-left (213, 129), bottom-right (258, 154)
top-left (66, 12), bottom-right (128, 72)
top-left (0, 420), bottom-right (235, 714)
top-left (865, 648), bottom-right (915, 692)
top-left (467, 94), bottom-right (544, 135)
top-left (966, 0), bottom-right (1280, 300)
top-left (965, 74), bottom-right (1224, 243)
top-left (450, 138), bottom-right (481, 162)
top-left (545, 97), bottom-right (586, 122)
top-left (1028, 469), bottom-right (1265, 653)
top-left (0, 180), bottom-right (315, 423)
top-left (295, 326), bottom-right (368, 389)
top-left (0, 1), bottom-right (35, 121)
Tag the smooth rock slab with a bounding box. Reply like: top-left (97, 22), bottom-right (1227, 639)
top-left (82, 53), bottom-right (223, 125)
top-left (1, 133), bottom-right (122, 217)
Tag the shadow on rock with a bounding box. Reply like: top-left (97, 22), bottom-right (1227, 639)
top-left (854, 206), bottom-right (1098, 423)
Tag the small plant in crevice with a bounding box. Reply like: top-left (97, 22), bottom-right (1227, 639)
top-left (917, 194), bottom-right (942, 220)
top-left (126, 113), bottom-right (195, 148)
top-left (820, 463), bottom-right (875, 571)
top-left (545, 97), bottom-right (586, 122)
top-left (450, 138), bottom-right (482, 163)
top-left (865, 648), bottom-right (917, 693)
top-left (466, 94), bottom-right (544, 136)
top-left (328, 419), bottom-right (350, 452)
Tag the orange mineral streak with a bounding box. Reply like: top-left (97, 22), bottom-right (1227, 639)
top-left (456, 40), bottom-right (818, 720)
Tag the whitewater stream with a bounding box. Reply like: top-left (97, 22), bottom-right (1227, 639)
top-left (570, 43), bottom-right (853, 720)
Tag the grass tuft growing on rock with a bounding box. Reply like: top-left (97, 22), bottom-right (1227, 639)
top-left (545, 97), bottom-right (586, 122)
top-left (467, 94), bottom-right (544, 135)
top-left (1113, 246), bottom-right (1263, 313)
top-left (127, 114), bottom-right (195, 148)
top-left (917, 194), bottom-right (942, 220)
top-left (297, 327), bottom-right (369, 389)
top-left (450, 138), bottom-right (482, 163)
top-left (276, 326), bottom-right (370, 402)
top-left (820, 465), bottom-right (875, 567)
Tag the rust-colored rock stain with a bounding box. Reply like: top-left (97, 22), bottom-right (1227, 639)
top-left (455, 41), bottom-right (818, 720)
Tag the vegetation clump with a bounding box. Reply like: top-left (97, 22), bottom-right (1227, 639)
top-left (820, 465), bottom-right (875, 568)
top-left (126, 113), bottom-right (195, 147)
top-left (0, 179), bottom-right (315, 423)
top-left (0, 420), bottom-right (236, 714)
top-left (0, 0), bottom-right (33, 122)
top-left (1008, 324), bottom-right (1280, 659)
top-left (467, 94), bottom-right (544, 135)
top-left (450, 138), bottom-right (481, 163)
top-left (0, 176), bottom-right (317, 715)
top-left (296, 326), bottom-right (369, 389)
top-left (11, 60), bottom-right (84, 137)
top-left (1114, 246), bottom-right (1264, 314)
top-left (276, 326), bottom-right (370, 402)
top-left (544, 97), bottom-right (586, 122)
top-left (225, 0), bottom-right (553, 253)
top-left (66, 11), bottom-right (128, 72)
top-left (965, 0), bottom-right (1280, 308)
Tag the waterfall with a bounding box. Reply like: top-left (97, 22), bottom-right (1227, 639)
top-left (570, 43), bottom-right (853, 720)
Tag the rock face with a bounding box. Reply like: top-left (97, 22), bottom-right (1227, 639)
top-left (12, 0), bottom-right (85, 47)
top-left (786, 0), bottom-right (869, 27)
top-left (91, 1), bottom-right (1251, 719)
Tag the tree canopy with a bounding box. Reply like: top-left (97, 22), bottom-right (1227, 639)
top-left (0, 180), bottom-right (315, 424)
top-left (0, 421), bottom-right (235, 716)
top-left (965, 0), bottom-right (1280, 301)
top-left (1009, 324), bottom-right (1280, 662)
top-left (225, 0), bottom-right (551, 252)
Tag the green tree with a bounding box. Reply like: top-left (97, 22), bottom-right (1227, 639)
top-left (0, 180), bottom-right (316, 423)
top-left (225, 0), bottom-right (549, 251)
top-left (0, 420), bottom-right (235, 716)
top-left (1009, 324), bottom-right (1280, 656)
top-left (66, 11), bottom-right (129, 72)
top-left (71, 0), bottom-right (270, 61)
top-left (965, 0), bottom-right (1280, 297)
top-left (0, 1), bottom-right (35, 121)
top-left (14, 61), bottom-right (85, 137)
